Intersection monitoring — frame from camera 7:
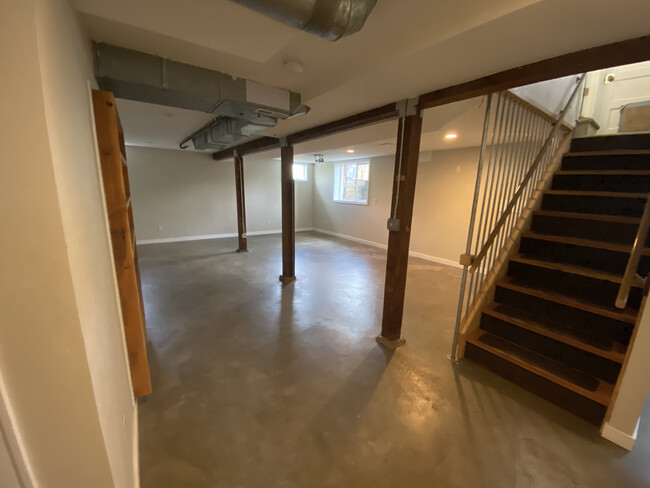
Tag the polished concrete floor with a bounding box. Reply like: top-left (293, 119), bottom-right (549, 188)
top-left (138, 232), bottom-right (650, 488)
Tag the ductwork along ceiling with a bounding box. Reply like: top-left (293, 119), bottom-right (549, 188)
top-left (92, 1), bottom-right (377, 151)
top-left (229, 0), bottom-right (378, 41)
top-left (94, 43), bottom-right (308, 151)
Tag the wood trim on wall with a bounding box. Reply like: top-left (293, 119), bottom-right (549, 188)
top-left (92, 89), bottom-right (152, 398)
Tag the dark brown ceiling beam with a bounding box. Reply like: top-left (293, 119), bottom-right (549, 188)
top-left (418, 35), bottom-right (650, 110)
top-left (212, 103), bottom-right (398, 161)
top-left (214, 34), bottom-right (650, 161)
top-left (287, 102), bottom-right (399, 145)
top-left (212, 136), bottom-right (280, 161)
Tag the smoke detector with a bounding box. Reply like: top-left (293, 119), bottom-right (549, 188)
top-left (283, 60), bottom-right (304, 73)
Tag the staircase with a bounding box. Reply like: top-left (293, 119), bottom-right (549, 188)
top-left (464, 133), bottom-right (650, 425)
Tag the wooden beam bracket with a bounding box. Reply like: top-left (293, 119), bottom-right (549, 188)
top-left (459, 254), bottom-right (475, 267)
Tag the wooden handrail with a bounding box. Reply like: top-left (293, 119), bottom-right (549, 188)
top-left (616, 196), bottom-right (650, 308)
top-left (468, 74), bottom-right (585, 274)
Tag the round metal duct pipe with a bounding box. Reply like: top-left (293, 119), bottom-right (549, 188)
top-left (230, 0), bottom-right (377, 41)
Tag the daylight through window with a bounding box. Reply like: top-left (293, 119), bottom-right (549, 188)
top-left (293, 163), bottom-right (307, 181)
top-left (333, 161), bottom-right (370, 204)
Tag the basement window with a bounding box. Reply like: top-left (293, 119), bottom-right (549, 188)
top-left (293, 163), bottom-right (308, 182)
top-left (333, 161), bottom-right (370, 204)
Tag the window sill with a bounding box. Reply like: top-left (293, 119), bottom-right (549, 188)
top-left (332, 200), bottom-right (368, 206)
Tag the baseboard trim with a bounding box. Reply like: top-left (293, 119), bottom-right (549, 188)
top-left (314, 228), bottom-right (388, 250)
top-left (408, 250), bottom-right (463, 269)
top-left (313, 228), bottom-right (462, 269)
top-left (133, 402), bottom-right (140, 487)
top-left (137, 228), bottom-right (315, 245)
top-left (601, 420), bottom-right (639, 450)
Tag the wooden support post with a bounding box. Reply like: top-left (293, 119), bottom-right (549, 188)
top-left (234, 151), bottom-right (248, 252)
top-left (280, 139), bottom-right (296, 283)
top-left (378, 98), bottom-right (423, 348)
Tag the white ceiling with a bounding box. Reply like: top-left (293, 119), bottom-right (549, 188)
top-left (75, 0), bottom-right (650, 156)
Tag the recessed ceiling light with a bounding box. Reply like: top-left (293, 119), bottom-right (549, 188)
top-left (346, 149), bottom-right (355, 153)
top-left (445, 133), bottom-right (458, 140)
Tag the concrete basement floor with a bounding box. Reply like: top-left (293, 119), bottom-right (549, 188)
top-left (137, 232), bottom-right (650, 488)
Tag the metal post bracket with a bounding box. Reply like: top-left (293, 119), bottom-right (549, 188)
top-left (397, 97), bottom-right (420, 118)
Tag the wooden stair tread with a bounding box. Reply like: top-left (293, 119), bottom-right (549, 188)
top-left (555, 170), bottom-right (650, 176)
top-left (484, 303), bottom-right (626, 363)
top-left (565, 149), bottom-right (650, 157)
top-left (496, 277), bottom-right (638, 324)
top-left (544, 190), bottom-right (648, 199)
top-left (466, 330), bottom-right (614, 406)
top-left (533, 210), bottom-right (641, 225)
top-left (521, 231), bottom-right (650, 255)
top-left (509, 254), bottom-right (641, 287)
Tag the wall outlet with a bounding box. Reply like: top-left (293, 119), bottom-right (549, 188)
top-left (158, 225), bottom-right (163, 231)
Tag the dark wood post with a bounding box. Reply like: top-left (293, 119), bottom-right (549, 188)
top-left (280, 139), bottom-right (296, 283)
top-left (378, 98), bottom-right (423, 348)
top-left (234, 151), bottom-right (248, 252)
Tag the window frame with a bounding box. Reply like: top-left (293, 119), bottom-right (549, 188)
top-left (293, 163), bottom-right (308, 182)
top-left (332, 160), bottom-right (370, 205)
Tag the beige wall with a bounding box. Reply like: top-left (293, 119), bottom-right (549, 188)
top-left (0, 425), bottom-right (21, 488)
top-left (126, 147), bottom-right (314, 242)
top-left (313, 147), bottom-right (480, 266)
top-left (1, 0), bottom-right (134, 486)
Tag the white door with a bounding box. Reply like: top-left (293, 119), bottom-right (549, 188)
top-left (582, 60), bottom-right (650, 134)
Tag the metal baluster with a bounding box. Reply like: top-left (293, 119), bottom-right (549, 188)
top-left (450, 94), bottom-right (494, 361)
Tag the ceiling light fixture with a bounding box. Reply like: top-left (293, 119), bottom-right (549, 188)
top-left (346, 149), bottom-right (355, 153)
top-left (445, 133), bottom-right (458, 140)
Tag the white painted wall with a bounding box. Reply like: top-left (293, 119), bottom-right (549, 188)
top-left (313, 147), bottom-right (480, 267)
top-left (126, 147), bottom-right (314, 243)
top-left (1, 0), bottom-right (135, 486)
top-left (511, 75), bottom-right (582, 125)
top-left (603, 296), bottom-right (650, 450)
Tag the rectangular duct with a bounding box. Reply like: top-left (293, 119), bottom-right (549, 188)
top-left (93, 42), bottom-right (308, 150)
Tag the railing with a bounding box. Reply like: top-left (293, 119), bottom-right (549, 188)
top-left (616, 198), bottom-right (650, 308)
top-left (449, 76), bottom-right (585, 361)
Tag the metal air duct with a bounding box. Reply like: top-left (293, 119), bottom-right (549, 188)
top-left (230, 0), bottom-right (377, 41)
top-left (93, 42), bottom-right (309, 150)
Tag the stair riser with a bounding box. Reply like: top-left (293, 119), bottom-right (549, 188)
top-left (562, 154), bottom-right (650, 171)
top-left (494, 286), bottom-right (634, 345)
top-left (541, 194), bottom-right (646, 217)
top-left (519, 238), bottom-right (650, 276)
top-left (507, 261), bottom-right (642, 310)
top-left (465, 343), bottom-right (607, 424)
top-left (531, 216), bottom-right (646, 246)
top-left (552, 174), bottom-right (650, 193)
top-left (480, 314), bottom-right (621, 383)
top-left (571, 134), bottom-right (650, 152)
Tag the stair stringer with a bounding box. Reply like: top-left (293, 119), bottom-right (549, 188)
top-left (457, 130), bottom-right (574, 358)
